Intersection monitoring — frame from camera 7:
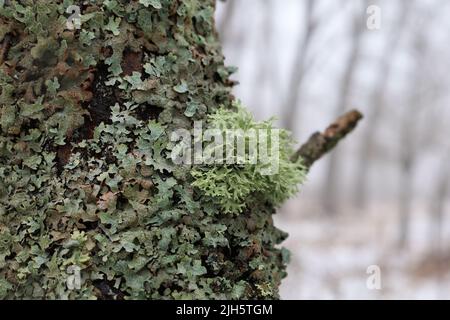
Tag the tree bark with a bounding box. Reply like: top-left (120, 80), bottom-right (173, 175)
top-left (0, 0), bottom-right (361, 300)
top-left (293, 110), bottom-right (363, 169)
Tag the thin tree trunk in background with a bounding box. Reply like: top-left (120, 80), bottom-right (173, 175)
top-left (217, 0), bottom-right (246, 82)
top-left (397, 12), bottom-right (431, 249)
top-left (252, 0), bottom-right (277, 116)
top-left (429, 151), bottom-right (450, 254)
top-left (323, 2), bottom-right (367, 215)
top-left (398, 132), bottom-right (415, 249)
top-left (218, 0), bottom-right (237, 41)
top-left (282, 0), bottom-right (316, 133)
top-left (353, 1), bottom-right (411, 209)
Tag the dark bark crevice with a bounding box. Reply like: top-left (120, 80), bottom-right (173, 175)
top-left (86, 62), bottom-right (117, 127)
top-left (55, 62), bottom-right (117, 171)
top-left (0, 33), bottom-right (12, 65)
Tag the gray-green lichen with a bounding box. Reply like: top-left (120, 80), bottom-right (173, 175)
top-left (0, 0), bottom-right (304, 299)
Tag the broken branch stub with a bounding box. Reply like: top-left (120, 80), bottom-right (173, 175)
top-left (293, 110), bottom-right (364, 168)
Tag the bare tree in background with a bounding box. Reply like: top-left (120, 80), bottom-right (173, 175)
top-left (218, 0), bottom-right (238, 40)
top-left (217, 0), bottom-right (247, 69)
top-left (424, 78), bottom-right (450, 255)
top-left (252, 0), bottom-right (278, 114)
top-left (323, 1), bottom-right (368, 214)
top-left (429, 150), bottom-right (450, 254)
top-left (282, 0), bottom-right (317, 132)
top-left (353, 0), bottom-right (411, 209)
top-left (398, 22), bottom-right (430, 249)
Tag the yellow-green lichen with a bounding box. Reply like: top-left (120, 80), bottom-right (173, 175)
top-left (191, 102), bottom-right (307, 214)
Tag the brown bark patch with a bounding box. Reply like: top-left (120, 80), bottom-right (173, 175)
top-left (121, 49), bottom-right (143, 76)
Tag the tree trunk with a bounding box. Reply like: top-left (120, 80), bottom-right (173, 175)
top-left (323, 2), bottom-right (366, 215)
top-left (353, 0), bottom-right (410, 209)
top-left (0, 0), bottom-right (361, 300)
top-left (397, 14), bottom-right (430, 249)
top-left (282, 0), bottom-right (316, 132)
top-left (252, 0), bottom-right (276, 115)
top-left (429, 151), bottom-right (450, 254)
top-left (398, 157), bottom-right (414, 249)
top-left (397, 75), bottom-right (418, 250)
top-left (217, 0), bottom-right (237, 40)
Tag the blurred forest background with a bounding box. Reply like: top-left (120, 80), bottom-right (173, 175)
top-left (216, 0), bottom-right (450, 299)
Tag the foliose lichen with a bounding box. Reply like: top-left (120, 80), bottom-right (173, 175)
top-left (0, 0), bottom-right (303, 299)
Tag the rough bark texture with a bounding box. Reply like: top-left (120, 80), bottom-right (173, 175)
top-left (0, 0), bottom-right (293, 300)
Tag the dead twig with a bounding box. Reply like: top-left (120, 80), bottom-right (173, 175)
top-left (292, 109), bottom-right (363, 168)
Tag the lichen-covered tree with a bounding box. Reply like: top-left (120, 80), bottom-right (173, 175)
top-left (0, 0), bottom-right (361, 299)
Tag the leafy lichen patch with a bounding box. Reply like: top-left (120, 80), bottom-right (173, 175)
top-left (0, 0), bottom-right (305, 299)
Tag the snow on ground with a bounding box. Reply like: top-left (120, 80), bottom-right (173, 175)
top-left (275, 196), bottom-right (450, 300)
